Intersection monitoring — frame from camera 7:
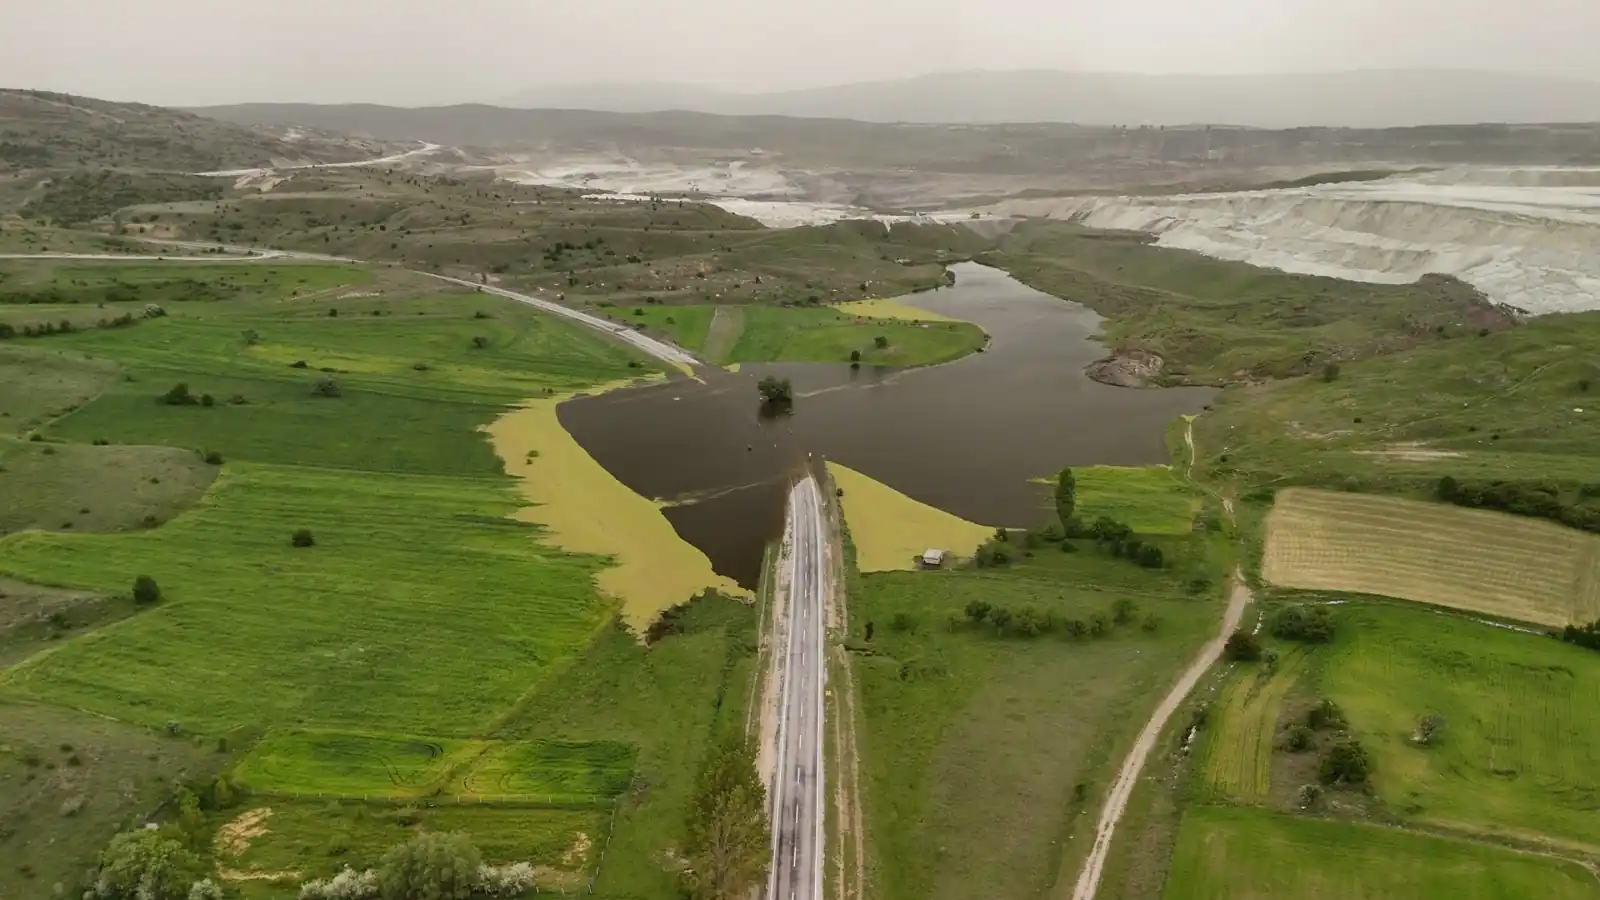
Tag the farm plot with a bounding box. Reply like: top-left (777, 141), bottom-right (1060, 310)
top-left (1070, 465), bottom-right (1203, 535)
top-left (1166, 805), bottom-right (1600, 900)
top-left (1263, 488), bottom-right (1600, 627)
top-left (456, 739), bottom-right (637, 802)
top-left (1320, 603), bottom-right (1600, 849)
top-left (232, 730), bottom-right (473, 799)
top-left (1200, 647), bottom-right (1311, 801)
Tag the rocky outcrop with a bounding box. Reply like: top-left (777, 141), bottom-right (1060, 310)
top-left (1085, 349), bottom-right (1165, 388)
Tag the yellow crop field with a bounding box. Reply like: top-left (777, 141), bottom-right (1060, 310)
top-left (1263, 489), bottom-right (1600, 627)
top-left (828, 463), bottom-right (993, 572)
top-left (833, 299), bottom-right (967, 323)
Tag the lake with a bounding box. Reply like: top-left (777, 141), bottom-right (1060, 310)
top-left (559, 262), bottom-right (1215, 588)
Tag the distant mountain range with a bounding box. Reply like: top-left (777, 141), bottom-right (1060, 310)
top-left (497, 69), bottom-right (1600, 128)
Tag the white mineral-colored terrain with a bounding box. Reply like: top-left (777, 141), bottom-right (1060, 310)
top-left (984, 167), bottom-right (1600, 315)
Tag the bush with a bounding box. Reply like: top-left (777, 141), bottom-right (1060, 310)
top-left (1414, 713), bottom-right (1446, 745)
top-left (1283, 724), bottom-right (1315, 752)
top-left (849, 349), bottom-right (861, 362)
top-left (973, 539), bottom-right (1017, 568)
top-left (200, 393), bottom-right (215, 408)
top-left (160, 383), bottom-right (199, 406)
top-left (377, 832), bottom-right (482, 900)
top-left (203, 450), bottom-right (223, 465)
top-left (1270, 604), bottom-right (1336, 643)
top-left (1224, 629), bottom-right (1262, 661)
top-left (470, 335), bottom-right (490, 349)
top-left (873, 335), bottom-right (890, 350)
top-left (1306, 697), bottom-right (1346, 730)
top-left (1141, 612), bottom-right (1161, 632)
top-left (133, 575), bottom-right (161, 605)
top-left (188, 878), bottom-right (224, 900)
top-left (291, 529), bottom-right (316, 548)
top-left (91, 830), bottom-right (204, 900)
top-left (312, 376), bottom-right (342, 398)
top-left (889, 611), bottom-right (917, 632)
top-left (476, 862), bottom-right (537, 897)
top-left (1112, 598), bottom-right (1138, 626)
top-left (299, 867), bottom-right (378, 900)
top-left (1319, 738), bottom-right (1371, 785)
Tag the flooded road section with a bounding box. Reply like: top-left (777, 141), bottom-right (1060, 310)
top-left (559, 263), bottom-right (1215, 588)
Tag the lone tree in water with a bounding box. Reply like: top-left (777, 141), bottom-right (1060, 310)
top-left (757, 375), bottom-right (793, 408)
top-left (684, 733), bottom-right (770, 900)
top-left (1055, 468), bottom-right (1077, 527)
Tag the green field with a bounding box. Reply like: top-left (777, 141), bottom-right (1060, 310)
top-left (456, 739), bottom-right (636, 801)
top-left (0, 441), bottom-right (217, 536)
top-left (1062, 465), bottom-right (1204, 534)
top-left (232, 731), bottom-right (474, 798)
top-left (1319, 603), bottom-right (1600, 849)
top-left (1196, 310), bottom-right (1600, 489)
top-left (985, 224), bottom-right (1513, 385)
top-left (1166, 805), bottom-right (1599, 899)
top-left (853, 543), bottom-right (1229, 900)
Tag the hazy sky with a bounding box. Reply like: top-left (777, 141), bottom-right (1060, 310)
top-left (6, 0), bottom-right (1600, 105)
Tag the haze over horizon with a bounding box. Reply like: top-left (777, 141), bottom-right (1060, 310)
top-left (5, 0), bottom-right (1600, 108)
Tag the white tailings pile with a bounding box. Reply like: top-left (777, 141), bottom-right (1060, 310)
top-left (986, 167), bottom-right (1600, 315)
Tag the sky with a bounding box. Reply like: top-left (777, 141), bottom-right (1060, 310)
top-left (6, 0), bottom-right (1600, 106)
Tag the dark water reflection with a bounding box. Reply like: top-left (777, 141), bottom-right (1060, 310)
top-left (559, 263), bottom-right (1214, 588)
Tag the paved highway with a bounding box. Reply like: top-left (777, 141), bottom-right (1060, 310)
top-left (768, 475), bottom-right (827, 900)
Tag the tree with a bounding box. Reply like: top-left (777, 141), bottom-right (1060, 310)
top-left (1054, 468), bottom-right (1077, 527)
top-left (1435, 475), bottom-right (1460, 501)
top-left (203, 450), bottom-right (223, 466)
top-left (1224, 629), bottom-right (1262, 662)
top-left (988, 606), bottom-right (1014, 633)
top-left (873, 335), bottom-right (889, 350)
top-left (312, 376), bottom-right (342, 398)
top-left (90, 829), bottom-right (204, 900)
top-left (1089, 612), bottom-right (1110, 637)
top-left (1322, 362), bottom-right (1341, 382)
top-left (849, 349), bottom-right (861, 362)
top-left (133, 575), bottom-right (161, 605)
top-left (1065, 618), bottom-right (1088, 639)
top-left (756, 375), bottom-right (793, 406)
top-left (376, 832), bottom-right (481, 900)
top-left (684, 733), bottom-right (770, 900)
top-left (964, 599), bottom-right (992, 623)
top-left (1319, 739), bottom-right (1371, 786)
top-left (471, 335), bottom-right (490, 349)
top-left (291, 529), bottom-right (316, 548)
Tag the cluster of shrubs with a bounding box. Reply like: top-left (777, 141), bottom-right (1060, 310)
top-left (972, 517), bottom-right (1167, 570)
top-left (0, 313), bottom-right (137, 340)
top-left (1437, 475), bottom-right (1600, 534)
top-left (960, 597), bottom-right (1158, 640)
top-left (1557, 618), bottom-right (1600, 651)
top-left (297, 834), bottom-right (536, 900)
top-left (1269, 604), bottom-right (1337, 643)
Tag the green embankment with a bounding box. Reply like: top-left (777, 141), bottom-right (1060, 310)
top-left (985, 223), bottom-right (1512, 385)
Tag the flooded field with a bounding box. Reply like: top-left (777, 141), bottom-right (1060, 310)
top-left (560, 263), bottom-right (1214, 587)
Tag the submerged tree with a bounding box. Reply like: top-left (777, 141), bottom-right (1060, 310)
top-left (684, 733), bottom-right (770, 900)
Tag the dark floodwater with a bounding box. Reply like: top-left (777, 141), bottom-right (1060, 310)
top-left (559, 263), bottom-right (1214, 588)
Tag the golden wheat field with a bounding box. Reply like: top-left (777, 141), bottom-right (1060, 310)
top-left (1263, 489), bottom-right (1600, 627)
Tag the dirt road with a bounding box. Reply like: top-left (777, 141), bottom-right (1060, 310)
top-left (1069, 575), bottom-right (1251, 900)
top-left (767, 475), bottom-right (828, 900)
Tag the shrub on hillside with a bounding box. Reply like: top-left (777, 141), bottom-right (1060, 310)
top-left (312, 376), bottom-right (342, 398)
top-left (203, 450), bottom-right (223, 465)
top-left (291, 529), bottom-right (316, 548)
top-left (133, 575), bottom-right (161, 605)
top-left (299, 867), bottom-right (378, 900)
top-left (159, 383), bottom-right (199, 406)
top-left (1306, 697), bottom-right (1347, 730)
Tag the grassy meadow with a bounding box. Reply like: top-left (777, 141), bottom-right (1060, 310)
top-left (1069, 465), bottom-right (1205, 535)
top-left (1199, 646), bottom-right (1313, 802)
top-left (1263, 488), bottom-right (1600, 627)
top-left (1166, 805), bottom-right (1600, 900)
top-left (851, 540), bottom-right (1231, 900)
top-left (1195, 310), bottom-right (1600, 488)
